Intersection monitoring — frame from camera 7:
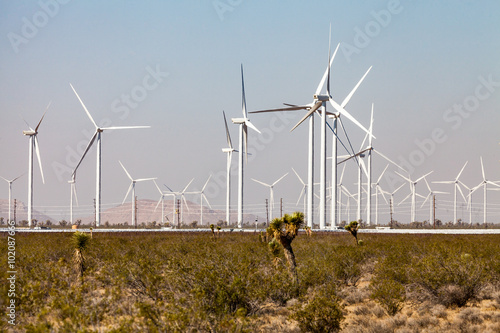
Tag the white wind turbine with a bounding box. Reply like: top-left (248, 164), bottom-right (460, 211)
top-left (372, 164), bottom-right (389, 226)
top-left (70, 84), bottom-right (150, 227)
top-left (459, 180), bottom-right (475, 225)
top-left (119, 161), bottom-right (156, 228)
top-left (153, 180), bottom-right (175, 225)
top-left (22, 103), bottom-right (49, 227)
top-left (337, 164), bottom-right (347, 224)
top-left (432, 161), bottom-right (467, 224)
top-left (292, 168), bottom-right (307, 217)
top-left (164, 178), bottom-right (195, 227)
top-left (421, 178), bottom-right (448, 225)
top-left (252, 173), bottom-right (288, 222)
top-left (0, 174), bottom-right (24, 223)
top-left (396, 171), bottom-right (433, 222)
top-left (222, 111), bottom-right (237, 225)
top-left (68, 174), bottom-right (79, 225)
top-left (472, 157), bottom-right (500, 224)
top-left (188, 176), bottom-right (213, 226)
top-left (231, 65), bottom-right (261, 228)
top-left (383, 183), bottom-right (405, 225)
top-left (251, 36), bottom-right (372, 229)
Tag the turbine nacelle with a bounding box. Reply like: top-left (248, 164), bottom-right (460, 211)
top-left (231, 118), bottom-right (246, 124)
top-left (313, 94), bottom-right (329, 102)
top-left (222, 148), bottom-right (236, 153)
top-left (23, 130), bottom-right (36, 136)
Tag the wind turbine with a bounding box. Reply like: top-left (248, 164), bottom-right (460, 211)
top-left (22, 103), bottom-right (49, 227)
top-left (252, 173), bottom-right (288, 222)
top-left (383, 183), bottom-right (405, 225)
top-left (153, 180), bottom-right (175, 225)
top-left (372, 164), bottom-right (389, 226)
top-left (472, 157), bottom-right (500, 224)
top-left (189, 175), bottom-right (213, 226)
top-left (421, 178), bottom-right (448, 225)
top-left (68, 174), bottom-right (79, 225)
top-left (396, 171), bottom-right (433, 222)
top-left (222, 111), bottom-right (237, 225)
top-left (292, 168), bottom-right (307, 217)
top-left (119, 161), bottom-right (156, 228)
top-left (459, 180), bottom-right (475, 225)
top-left (164, 178), bottom-right (194, 227)
top-left (432, 161), bottom-right (467, 224)
top-left (231, 65), bottom-right (261, 228)
top-left (70, 84), bottom-right (150, 227)
top-left (0, 174), bottom-right (24, 224)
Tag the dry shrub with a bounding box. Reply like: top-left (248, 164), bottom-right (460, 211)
top-left (339, 286), bottom-right (369, 305)
top-left (458, 307), bottom-right (483, 325)
top-left (353, 304), bottom-right (371, 316)
top-left (430, 304), bottom-right (448, 319)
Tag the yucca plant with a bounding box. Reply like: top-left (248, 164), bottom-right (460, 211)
top-left (210, 224), bottom-right (215, 239)
top-left (72, 231), bottom-right (91, 283)
top-left (345, 221), bottom-right (360, 246)
top-left (267, 212), bottom-right (304, 288)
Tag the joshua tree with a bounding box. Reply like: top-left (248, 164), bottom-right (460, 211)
top-left (267, 211), bottom-right (304, 288)
top-left (72, 231), bottom-right (91, 283)
top-left (345, 221), bottom-right (360, 246)
top-left (216, 225), bottom-right (221, 238)
top-left (210, 224), bottom-right (215, 239)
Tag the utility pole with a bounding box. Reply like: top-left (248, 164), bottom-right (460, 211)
top-left (13, 199), bottom-right (17, 224)
top-left (135, 196), bottom-right (138, 229)
top-left (389, 198), bottom-right (393, 228)
top-left (265, 199), bottom-right (269, 225)
top-left (433, 195), bottom-right (436, 229)
top-left (176, 199), bottom-right (181, 228)
top-left (280, 198), bottom-right (283, 218)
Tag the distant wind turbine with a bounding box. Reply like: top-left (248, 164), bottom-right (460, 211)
top-left (432, 161), bottom-right (467, 224)
top-left (231, 65), bottom-right (261, 228)
top-left (397, 171), bottom-right (433, 222)
top-left (252, 173), bottom-right (288, 222)
top-left (187, 175), bottom-right (213, 226)
top-left (68, 174), bottom-right (79, 225)
top-left (0, 174), bottom-right (24, 224)
top-left (421, 178), bottom-right (448, 225)
top-left (119, 161), bottom-right (156, 228)
top-left (372, 164), bottom-right (389, 226)
top-left (70, 84), bottom-right (150, 227)
top-left (153, 180), bottom-right (175, 225)
top-left (472, 157), bottom-right (500, 224)
top-left (22, 102), bottom-right (50, 227)
top-left (222, 111), bottom-right (237, 225)
top-left (164, 178), bottom-right (194, 227)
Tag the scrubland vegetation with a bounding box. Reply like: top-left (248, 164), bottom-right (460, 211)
top-left (1, 230), bottom-right (500, 332)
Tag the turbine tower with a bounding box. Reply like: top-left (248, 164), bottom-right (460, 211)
top-left (251, 173), bottom-right (288, 222)
top-left (432, 161), bottom-right (467, 224)
top-left (0, 174), bottom-right (24, 224)
top-left (372, 164), bottom-right (389, 226)
top-left (473, 157), bottom-right (500, 224)
top-left (153, 180), bottom-right (175, 225)
top-left (188, 176), bottom-right (213, 226)
top-left (119, 161), bottom-right (156, 228)
top-left (231, 65), bottom-right (261, 228)
top-left (68, 174), bottom-right (79, 225)
top-left (22, 104), bottom-right (49, 227)
top-left (164, 179), bottom-right (194, 227)
top-left (421, 178), bottom-right (448, 225)
top-left (70, 84), bottom-right (150, 227)
top-left (222, 111), bottom-right (237, 225)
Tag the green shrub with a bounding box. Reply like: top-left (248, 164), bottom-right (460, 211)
top-left (290, 285), bottom-right (344, 333)
top-left (370, 279), bottom-right (406, 316)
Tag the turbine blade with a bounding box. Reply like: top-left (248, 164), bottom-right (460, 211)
top-left (329, 98), bottom-right (374, 139)
top-left (420, 193), bottom-right (431, 208)
top-left (202, 193), bottom-right (213, 210)
top-left (241, 64), bottom-right (247, 118)
top-left (292, 167), bottom-right (305, 185)
top-left (223, 111), bottom-right (233, 149)
top-left (272, 173), bottom-right (288, 186)
top-left (290, 101), bottom-right (322, 132)
top-left (416, 171), bottom-right (433, 183)
top-left (202, 175), bottom-right (212, 192)
top-left (398, 192), bottom-right (412, 206)
top-left (393, 183), bottom-right (405, 195)
top-left (250, 106), bottom-right (309, 113)
top-left (251, 178), bottom-right (271, 187)
top-left (35, 102), bottom-right (51, 132)
top-left (339, 163), bottom-right (346, 184)
top-left (119, 161), bottom-right (133, 181)
top-left (12, 173), bottom-right (25, 182)
top-left (243, 124), bottom-right (248, 163)
top-left (34, 136), bottom-right (45, 184)
top-left (457, 183), bottom-right (467, 202)
top-left (244, 119), bottom-right (261, 134)
top-left (182, 178), bottom-right (195, 193)
top-left (395, 171), bottom-right (411, 183)
top-left (70, 83), bottom-right (98, 129)
top-left (456, 161), bottom-right (468, 180)
top-left (153, 180), bottom-right (162, 195)
top-left (135, 178), bottom-right (156, 182)
top-left (340, 66), bottom-right (372, 108)
top-left (154, 196), bottom-right (162, 212)
top-left (316, 43), bottom-right (340, 95)
top-left (72, 131), bottom-right (98, 177)
top-left (377, 164), bottom-right (389, 184)
top-left (480, 156), bottom-right (485, 180)
top-left (373, 149), bottom-right (405, 172)
top-left (182, 194), bottom-right (190, 211)
top-left (122, 183), bottom-right (133, 204)
top-left (101, 126), bottom-right (150, 130)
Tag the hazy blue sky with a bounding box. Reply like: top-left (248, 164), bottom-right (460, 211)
top-left (1, 0), bottom-right (500, 224)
